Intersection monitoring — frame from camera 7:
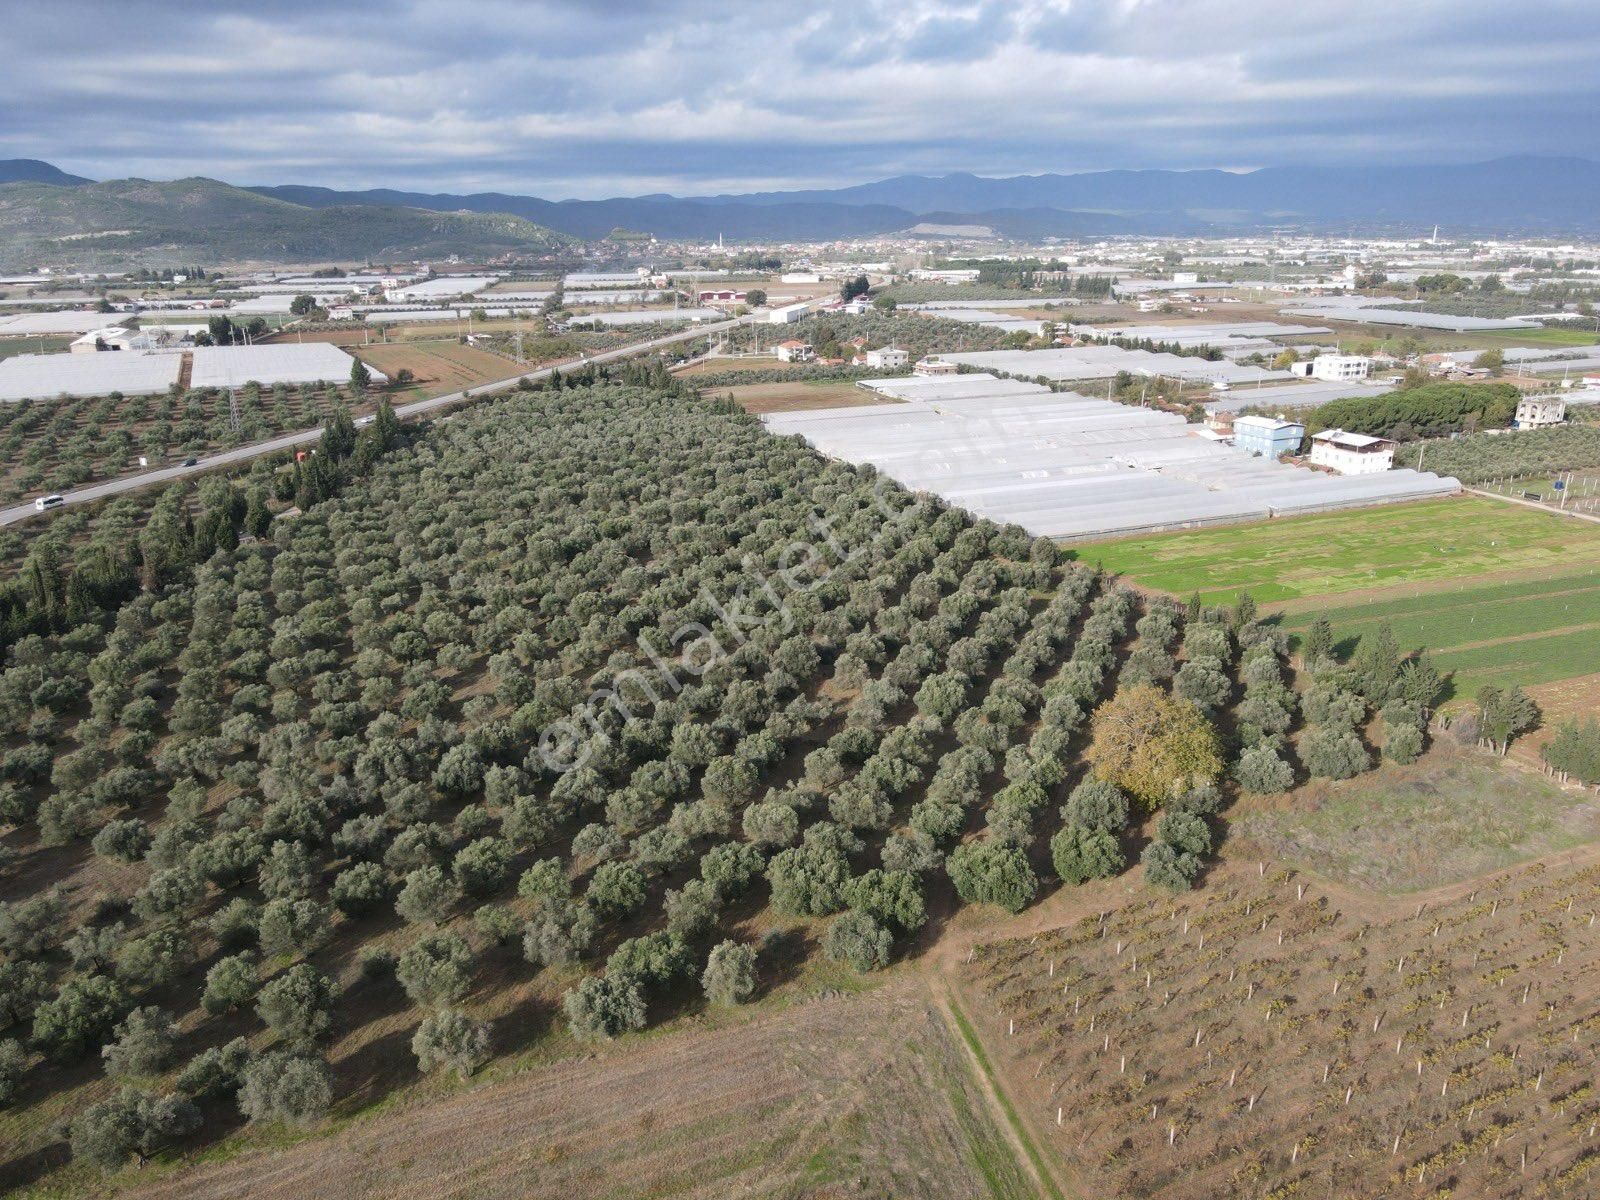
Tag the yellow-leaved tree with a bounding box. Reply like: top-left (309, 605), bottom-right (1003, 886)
top-left (1086, 685), bottom-right (1222, 810)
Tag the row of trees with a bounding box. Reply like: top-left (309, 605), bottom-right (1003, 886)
top-left (1309, 381), bottom-right (1521, 440)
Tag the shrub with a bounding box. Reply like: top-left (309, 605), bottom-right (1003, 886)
top-left (69, 1087), bottom-right (200, 1171)
top-left (945, 841), bottom-right (1037, 914)
top-left (452, 836), bottom-right (512, 897)
top-left (586, 860), bottom-right (646, 917)
top-left (522, 898), bottom-right (597, 967)
top-left (0, 1038), bottom-right (25, 1106)
top-left (237, 1050), bottom-right (333, 1126)
top-left (701, 940), bottom-right (757, 1005)
top-left (1234, 744), bottom-right (1295, 795)
top-left (175, 1037), bottom-right (252, 1099)
top-left (1050, 824), bottom-right (1124, 885)
top-left (412, 1009), bottom-right (490, 1078)
top-left (823, 910), bottom-right (893, 972)
top-left (33, 975), bottom-right (131, 1056)
top-left (255, 964), bottom-right (338, 1046)
top-left (1141, 840), bottom-right (1201, 892)
top-left (396, 932), bottom-right (474, 1009)
top-left (563, 974), bottom-right (647, 1040)
top-left (101, 1006), bottom-right (178, 1078)
top-left (1302, 726), bottom-right (1371, 780)
top-left (330, 862), bottom-right (391, 916)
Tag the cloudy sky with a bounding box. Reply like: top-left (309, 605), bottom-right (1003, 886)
top-left (5, 0), bottom-right (1598, 199)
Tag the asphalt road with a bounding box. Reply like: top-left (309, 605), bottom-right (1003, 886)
top-left (0, 312), bottom-right (756, 528)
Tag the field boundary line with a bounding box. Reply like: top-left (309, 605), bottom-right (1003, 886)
top-left (1465, 486), bottom-right (1600, 525)
top-left (936, 985), bottom-right (1073, 1200)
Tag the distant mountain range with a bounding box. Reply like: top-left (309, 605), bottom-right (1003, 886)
top-left (250, 156), bottom-right (1600, 242)
top-left (1, 155), bottom-right (1596, 266)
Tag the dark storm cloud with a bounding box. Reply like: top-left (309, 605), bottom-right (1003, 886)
top-left (2, 0), bottom-right (1597, 197)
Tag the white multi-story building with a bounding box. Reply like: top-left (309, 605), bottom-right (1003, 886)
top-left (913, 356), bottom-right (960, 377)
top-left (1309, 354), bottom-right (1371, 382)
top-left (865, 346), bottom-right (909, 370)
top-left (1515, 394), bottom-right (1567, 428)
top-left (1310, 428), bottom-right (1395, 475)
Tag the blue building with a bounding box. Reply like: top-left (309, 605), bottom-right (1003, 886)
top-left (1232, 414), bottom-right (1305, 459)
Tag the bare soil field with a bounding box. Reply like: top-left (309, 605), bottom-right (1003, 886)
top-left (960, 850), bottom-right (1600, 1200)
top-left (353, 342), bottom-right (525, 401)
top-left (724, 380), bottom-right (898, 414)
top-left (104, 983), bottom-right (1032, 1200)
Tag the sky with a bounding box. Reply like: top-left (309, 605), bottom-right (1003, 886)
top-left (4, 0), bottom-right (1598, 199)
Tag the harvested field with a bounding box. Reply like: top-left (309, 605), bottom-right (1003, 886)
top-left (962, 851), bottom-right (1600, 1200)
top-left (724, 380), bottom-right (899, 414)
top-left (1231, 743), bottom-right (1600, 892)
top-left (353, 341), bottom-right (524, 401)
top-left (102, 984), bottom-right (1032, 1200)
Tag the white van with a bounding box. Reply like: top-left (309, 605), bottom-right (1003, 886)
top-left (34, 494), bottom-right (65, 512)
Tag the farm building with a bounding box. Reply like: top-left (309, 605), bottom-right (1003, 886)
top-left (385, 276), bottom-right (497, 301)
top-left (1201, 377), bottom-right (1397, 414)
top-left (942, 345), bottom-right (1294, 387)
top-left (190, 344), bottom-right (386, 390)
top-left (70, 324), bottom-right (205, 353)
top-left (0, 311), bottom-right (132, 336)
top-left (761, 373), bottom-right (1456, 541)
top-left (0, 350), bottom-right (180, 402)
top-left (1232, 414), bottom-right (1305, 459)
top-left (768, 301), bottom-right (810, 325)
top-left (1309, 429), bottom-right (1396, 475)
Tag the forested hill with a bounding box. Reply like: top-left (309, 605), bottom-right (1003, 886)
top-left (0, 177), bottom-right (578, 268)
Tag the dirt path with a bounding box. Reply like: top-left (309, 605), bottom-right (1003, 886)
top-left (930, 984), bottom-right (1070, 1200)
top-left (1465, 485), bottom-right (1600, 525)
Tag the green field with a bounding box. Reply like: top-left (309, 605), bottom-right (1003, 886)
top-left (1082, 496), bottom-right (1600, 604)
top-left (1278, 570), bottom-right (1600, 697)
top-left (0, 335), bottom-right (72, 360)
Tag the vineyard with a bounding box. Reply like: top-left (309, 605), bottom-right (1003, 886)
top-left (962, 853), bottom-right (1600, 1199)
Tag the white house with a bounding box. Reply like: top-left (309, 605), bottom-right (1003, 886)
top-left (1309, 428), bottom-right (1395, 475)
top-left (775, 339), bottom-right (815, 363)
top-left (913, 356), bottom-right (959, 377)
top-left (865, 346), bottom-right (909, 370)
top-left (1515, 394), bottom-right (1567, 429)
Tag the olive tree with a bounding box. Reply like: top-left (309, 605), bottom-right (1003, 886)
top-left (701, 940), bottom-right (756, 1006)
top-left (412, 1009), bottom-right (490, 1078)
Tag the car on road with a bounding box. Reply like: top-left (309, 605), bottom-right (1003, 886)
top-left (34, 494), bottom-right (65, 511)
top-left (181, 457), bottom-right (199, 467)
